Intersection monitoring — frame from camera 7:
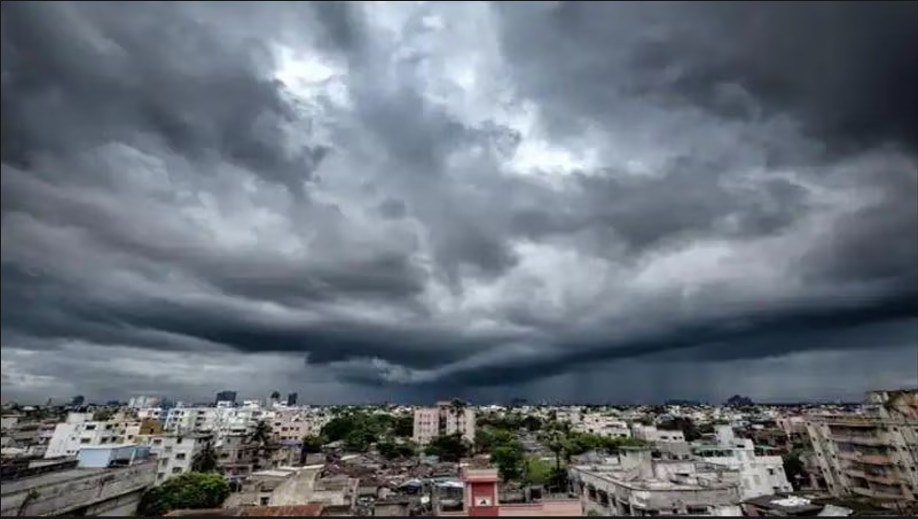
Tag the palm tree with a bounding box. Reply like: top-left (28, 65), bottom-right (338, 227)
top-left (248, 420), bottom-right (274, 469)
top-left (191, 438), bottom-right (220, 473)
top-left (449, 399), bottom-right (466, 438)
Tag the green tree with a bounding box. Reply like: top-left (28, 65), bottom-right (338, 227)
top-left (190, 441), bottom-right (220, 473)
top-left (449, 399), bottom-right (467, 436)
top-left (343, 427), bottom-right (376, 453)
top-left (475, 427), bottom-right (515, 454)
top-left (424, 433), bottom-right (469, 462)
top-left (523, 455), bottom-right (553, 486)
top-left (138, 472), bottom-right (230, 516)
top-left (301, 434), bottom-right (326, 454)
top-left (521, 416), bottom-right (543, 432)
top-left (299, 434), bottom-right (327, 464)
top-left (377, 440), bottom-right (417, 460)
top-left (783, 450), bottom-right (807, 490)
top-left (248, 420), bottom-right (272, 446)
top-left (490, 442), bottom-right (525, 482)
top-left (321, 415), bottom-right (360, 442)
top-left (392, 415), bottom-right (414, 438)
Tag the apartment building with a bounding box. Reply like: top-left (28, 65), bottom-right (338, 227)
top-left (569, 447), bottom-right (743, 516)
top-left (693, 426), bottom-right (792, 500)
top-left (631, 424), bottom-right (686, 443)
top-left (574, 414), bottom-right (632, 439)
top-left (413, 402), bottom-right (476, 446)
top-left (804, 389), bottom-right (918, 501)
top-left (142, 433), bottom-right (209, 484)
top-left (271, 410), bottom-right (321, 442)
top-left (163, 406), bottom-right (220, 433)
top-left (44, 413), bottom-right (145, 458)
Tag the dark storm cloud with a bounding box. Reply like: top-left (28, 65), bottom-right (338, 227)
top-left (2, 1), bottom-right (916, 402)
top-left (492, 1), bottom-right (918, 152)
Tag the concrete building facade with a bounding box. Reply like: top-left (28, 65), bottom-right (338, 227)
top-left (413, 402), bottom-right (476, 446)
top-left (804, 389), bottom-right (918, 502)
top-left (141, 433), bottom-right (209, 484)
top-left (568, 448), bottom-right (743, 516)
top-left (693, 426), bottom-right (792, 500)
top-left (1, 452), bottom-right (156, 516)
top-left (44, 414), bottom-right (145, 459)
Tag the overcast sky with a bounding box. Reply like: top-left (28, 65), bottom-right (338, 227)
top-left (2, 1), bottom-right (916, 405)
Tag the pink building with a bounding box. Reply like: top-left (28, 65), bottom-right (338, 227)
top-left (439, 468), bottom-right (583, 517)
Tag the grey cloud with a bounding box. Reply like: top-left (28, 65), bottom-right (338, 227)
top-left (2, 1), bottom-right (916, 403)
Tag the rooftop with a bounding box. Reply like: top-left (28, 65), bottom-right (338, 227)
top-left (1, 466), bottom-right (106, 495)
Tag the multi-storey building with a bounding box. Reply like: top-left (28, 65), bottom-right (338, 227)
top-left (44, 413), bottom-right (146, 458)
top-left (693, 426), bottom-right (792, 500)
top-left (574, 414), bottom-right (632, 439)
top-left (215, 390), bottom-right (238, 405)
top-left (270, 410), bottom-right (319, 442)
top-left (142, 433), bottom-right (209, 484)
top-left (413, 402), bottom-right (476, 446)
top-left (163, 406), bottom-right (221, 433)
top-left (804, 389), bottom-right (918, 501)
top-left (631, 424), bottom-right (686, 444)
top-left (569, 447), bottom-right (743, 516)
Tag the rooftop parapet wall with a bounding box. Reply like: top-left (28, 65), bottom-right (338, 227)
top-left (0, 460), bottom-right (156, 517)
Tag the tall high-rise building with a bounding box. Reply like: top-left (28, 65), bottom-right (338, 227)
top-left (215, 390), bottom-right (237, 405)
top-left (286, 392), bottom-right (298, 406)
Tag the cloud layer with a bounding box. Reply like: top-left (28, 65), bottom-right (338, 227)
top-left (2, 1), bottom-right (916, 403)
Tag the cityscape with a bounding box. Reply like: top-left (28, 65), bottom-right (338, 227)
top-left (1, 389), bottom-right (917, 516)
top-left (2, 0), bottom-right (918, 517)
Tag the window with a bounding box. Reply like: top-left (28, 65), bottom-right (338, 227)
top-left (260, 497), bottom-right (270, 506)
top-left (176, 453), bottom-right (186, 460)
top-left (80, 438), bottom-right (90, 444)
top-left (767, 468), bottom-right (775, 476)
top-left (172, 467), bottom-right (183, 474)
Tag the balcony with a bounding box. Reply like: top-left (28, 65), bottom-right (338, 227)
top-left (830, 434), bottom-right (885, 447)
top-left (851, 486), bottom-right (903, 500)
top-left (838, 452), bottom-right (891, 465)
top-left (863, 472), bottom-right (900, 486)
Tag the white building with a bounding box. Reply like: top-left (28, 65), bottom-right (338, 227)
top-left (632, 424), bottom-right (686, 443)
top-left (141, 433), bottom-right (208, 485)
top-left (693, 426), bottom-right (792, 500)
top-left (413, 402), bottom-right (476, 446)
top-left (44, 413), bottom-right (143, 458)
top-left (575, 413), bottom-right (632, 438)
top-left (127, 396), bottom-right (160, 409)
top-left (136, 407), bottom-right (164, 421)
top-left (162, 406), bottom-right (222, 433)
top-left (569, 447), bottom-right (743, 516)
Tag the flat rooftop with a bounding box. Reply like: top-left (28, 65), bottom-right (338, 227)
top-left (1, 467), bottom-right (106, 496)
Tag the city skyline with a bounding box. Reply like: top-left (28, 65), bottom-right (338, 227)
top-left (2, 2), bottom-right (917, 404)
